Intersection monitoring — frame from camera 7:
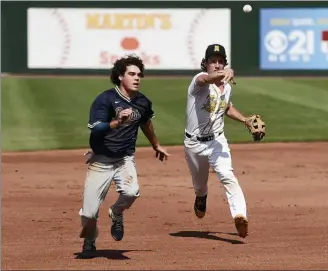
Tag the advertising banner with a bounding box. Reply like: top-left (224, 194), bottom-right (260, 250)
top-left (27, 8), bottom-right (231, 70)
top-left (260, 8), bottom-right (328, 70)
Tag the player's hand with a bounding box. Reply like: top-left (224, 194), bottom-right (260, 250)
top-left (84, 150), bottom-right (94, 164)
top-left (218, 68), bottom-right (236, 84)
top-left (153, 145), bottom-right (170, 162)
top-left (244, 117), bottom-right (252, 129)
top-left (118, 108), bottom-right (133, 124)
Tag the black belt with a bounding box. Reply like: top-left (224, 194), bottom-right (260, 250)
top-left (185, 132), bottom-right (222, 142)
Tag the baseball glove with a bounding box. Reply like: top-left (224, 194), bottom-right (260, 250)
top-left (245, 114), bottom-right (266, 141)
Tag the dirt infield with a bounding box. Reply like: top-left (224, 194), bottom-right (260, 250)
top-left (2, 142), bottom-right (328, 270)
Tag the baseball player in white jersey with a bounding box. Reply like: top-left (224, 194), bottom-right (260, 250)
top-left (184, 44), bottom-right (250, 238)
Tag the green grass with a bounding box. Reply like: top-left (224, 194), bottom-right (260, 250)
top-left (2, 76), bottom-right (328, 152)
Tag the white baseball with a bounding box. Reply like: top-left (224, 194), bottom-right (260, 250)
top-left (243, 4), bottom-right (252, 13)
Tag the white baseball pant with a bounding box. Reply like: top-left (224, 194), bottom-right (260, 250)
top-left (79, 155), bottom-right (140, 240)
top-left (184, 132), bottom-right (247, 219)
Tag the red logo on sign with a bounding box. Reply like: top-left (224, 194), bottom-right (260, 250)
top-left (121, 37), bottom-right (139, 50)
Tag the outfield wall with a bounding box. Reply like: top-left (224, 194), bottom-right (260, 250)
top-left (2, 1), bottom-right (328, 76)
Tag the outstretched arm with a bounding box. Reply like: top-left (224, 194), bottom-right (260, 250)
top-left (196, 69), bottom-right (235, 86)
top-left (140, 120), bottom-right (159, 149)
top-left (225, 103), bottom-right (247, 124)
top-left (226, 104), bottom-right (266, 141)
top-left (140, 120), bottom-right (169, 161)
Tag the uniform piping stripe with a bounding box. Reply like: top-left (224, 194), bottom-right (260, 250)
top-left (88, 121), bottom-right (101, 129)
top-left (115, 86), bottom-right (137, 102)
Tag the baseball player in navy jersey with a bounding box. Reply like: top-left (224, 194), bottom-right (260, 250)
top-left (78, 54), bottom-right (169, 258)
top-left (184, 44), bottom-right (252, 238)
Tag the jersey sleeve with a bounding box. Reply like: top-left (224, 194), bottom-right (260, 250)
top-left (188, 72), bottom-right (208, 96)
top-left (87, 94), bottom-right (112, 129)
top-left (140, 100), bottom-right (155, 124)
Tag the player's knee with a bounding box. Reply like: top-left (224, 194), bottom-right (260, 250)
top-left (123, 185), bottom-right (140, 198)
top-left (217, 170), bottom-right (238, 184)
top-left (116, 188), bottom-right (140, 211)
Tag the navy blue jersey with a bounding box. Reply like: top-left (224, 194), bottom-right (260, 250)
top-left (88, 86), bottom-right (154, 158)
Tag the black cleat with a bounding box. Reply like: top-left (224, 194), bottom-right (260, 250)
top-left (109, 208), bottom-right (124, 241)
top-left (194, 195), bottom-right (207, 219)
top-left (77, 239), bottom-right (96, 259)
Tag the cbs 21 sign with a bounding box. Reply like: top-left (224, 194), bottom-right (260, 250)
top-left (260, 8), bottom-right (328, 70)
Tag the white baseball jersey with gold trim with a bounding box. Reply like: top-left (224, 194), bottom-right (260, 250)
top-left (183, 71), bottom-right (247, 221)
top-left (185, 72), bottom-right (232, 136)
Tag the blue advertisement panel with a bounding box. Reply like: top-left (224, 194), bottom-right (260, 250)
top-left (260, 8), bottom-right (328, 70)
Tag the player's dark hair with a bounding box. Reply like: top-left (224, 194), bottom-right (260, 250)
top-left (110, 54), bottom-right (145, 86)
top-left (200, 58), bottom-right (207, 72)
top-left (200, 56), bottom-right (228, 72)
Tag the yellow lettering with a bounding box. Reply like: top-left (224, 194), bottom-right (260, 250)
top-left (270, 18), bottom-right (290, 26)
top-left (147, 15), bottom-right (156, 29)
top-left (159, 15), bottom-right (171, 29)
top-left (317, 18), bottom-right (328, 25)
top-left (86, 13), bottom-right (171, 30)
top-left (101, 14), bottom-right (112, 29)
top-left (136, 14), bottom-right (146, 29)
top-left (86, 14), bottom-right (100, 28)
top-left (136, 15), bottom-right (155, 29)
top-left (124, 14), bottom-right (134, 29)
top-left (114, 14), bottom-right (126, 29)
